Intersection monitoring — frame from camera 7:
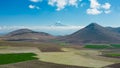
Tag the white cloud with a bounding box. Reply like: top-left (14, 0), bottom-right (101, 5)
top-left (29, 5), bottom-right (40, 10)
top-left (102, 3), bottom-right (111, 10)
top-left (54, 0), bottom-right (67, 11)
top-left (68, 0), bottom-right (78, 7)
top-left (48, 0), bottom-right (79, 11)
top-left (29, 5), bottom-right (35, 9)
top-left (29, 0), bottom-right (111, 15)
top-left (87, 0), bottom-right (111, 15)
top-left (87, 0), bottom-right (101, 15)
top-left (87, 8), bottom-right (102, 15)
top-left (0, 25), bottom-right (83, 31)
top-left (30, 0), bottom-right (42, 2)
top-left (90, 0), bottom-right (100, 9)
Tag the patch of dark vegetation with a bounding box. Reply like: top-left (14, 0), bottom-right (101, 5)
top-left (111, 44), bottom-right (120, 48)
top-left (102, 53), bottom-right (120, 58)
top-left (84, 44), bottom-right (111, 49)
top-left (38, 46), bottom-right (63, 52)
top-left (0, 60), bottom-right (88, 68)
top-left (100, 49), bottom-right (120, 59)
top-left (104, 63), bottom-right (120, 68)
top-left (0, 53), bottom-right (38, 65)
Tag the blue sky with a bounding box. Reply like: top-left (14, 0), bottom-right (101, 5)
top-left (0, 0), bottom-right (120, 35)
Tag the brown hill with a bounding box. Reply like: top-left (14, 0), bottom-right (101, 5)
top-left (60, 23), bottom-right (120, 44)
top-left (3, 29), bottom-right (55, 41)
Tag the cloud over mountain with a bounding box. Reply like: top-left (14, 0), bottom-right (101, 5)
top-left (0, 25), bottom-right (83, 35)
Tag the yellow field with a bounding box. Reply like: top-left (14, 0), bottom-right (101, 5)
top-left (37, 48), bottom-right (115, 68)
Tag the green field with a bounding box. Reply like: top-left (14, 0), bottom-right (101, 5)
top-left (105, 53), bottom-right (120, 57)
top-left (84, 44), bottom-right (120, 49)
top-left (0, 53), bottom-right (38, 65)
top-left (84, 44), bottom-right (110, 49)
top-left (111, 44), bottom-right (120, 48)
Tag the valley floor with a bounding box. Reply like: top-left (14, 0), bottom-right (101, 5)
top-left (0, 46), bottom-right (119, 68)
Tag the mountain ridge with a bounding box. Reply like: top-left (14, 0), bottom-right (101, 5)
top-left (2, 29), bottom-right (55, 41)
top-left (59, 23), bottom-right (120, 44)
top-left (1, 23), bottom-right (120, 44)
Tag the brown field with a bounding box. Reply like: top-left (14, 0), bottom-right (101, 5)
top-left (0, 60), bottom-right (87, 68)
top-left (104, 63), bottom-right (120, 68)
top-left (0, 41), bottom-right (120, 68)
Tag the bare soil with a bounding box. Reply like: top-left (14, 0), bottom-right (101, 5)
top-left (105, 63), bottom-right (120, 68)
top-left (0, 60), bottom-right (88, 68)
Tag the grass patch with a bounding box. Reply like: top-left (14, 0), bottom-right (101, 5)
top-left (105, 53), bottom-right (120, 57)
top-left (110, 44), bottom-right (120, 48)
top-left (0, 53), bottom-right (38, 65)
top-left (84, 44), bottom-right (110, 49)
top-left (59, 43), bottom-right (69, 46)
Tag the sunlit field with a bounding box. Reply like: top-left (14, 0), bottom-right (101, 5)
top-left (0, 41), bottom-right (120, 68)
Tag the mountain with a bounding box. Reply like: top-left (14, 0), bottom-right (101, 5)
top-left (5, 29), bottom-right (50, 37)
top-left (3, 29), bottom-right (55, 41)
top-left (60, 23), bottom-right (120, 44)
top-left (54, 23), bottom-right (66, 26)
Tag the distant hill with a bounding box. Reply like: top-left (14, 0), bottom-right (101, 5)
top-left (1, 23), bottom-right (120, 44)
top-left (59, 23), bottom-right (120, 44)
top-left (106, 27), bottom-right (120, 33)
top-left (2, 29), bottom-right (55, 41)
top-left (54, 23), bottom-right (66, 26)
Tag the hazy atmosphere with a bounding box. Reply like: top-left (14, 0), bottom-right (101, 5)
top-left (0, 0), bottom-right (120, 35)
